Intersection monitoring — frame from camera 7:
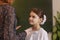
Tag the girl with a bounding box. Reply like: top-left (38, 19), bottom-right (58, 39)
top-left (25, 8), bottom-right (48, 40)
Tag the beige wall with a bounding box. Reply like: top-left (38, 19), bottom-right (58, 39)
top-left (48, 0), bottom-right (60, 40)
top-left (52, 0), bottom-right (60, 25)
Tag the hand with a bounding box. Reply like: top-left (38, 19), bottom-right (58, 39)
top-left (16, 26), bottom-right (21, 30)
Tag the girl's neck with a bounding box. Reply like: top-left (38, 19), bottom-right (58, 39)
top-left (32, 24), bottom-right (40, 31)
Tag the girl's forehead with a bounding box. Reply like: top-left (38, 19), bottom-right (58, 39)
top-left (30, 11), bottom-right (38, 16)
top-left (30, 11), bottom-right (40, 18)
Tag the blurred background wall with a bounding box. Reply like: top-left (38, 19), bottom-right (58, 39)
top-left (52, 0), bottom-right (60, 25)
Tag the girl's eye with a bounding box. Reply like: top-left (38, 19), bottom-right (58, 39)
top-left (29, 16), bottom-right (31, 17)
top-left (29, 15), bottom-right (36, 18)
top-left (32, 16), bottom-right (35, 18)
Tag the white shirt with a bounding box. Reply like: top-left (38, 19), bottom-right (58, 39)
top-left (25, 28), bottom-right (48, 40)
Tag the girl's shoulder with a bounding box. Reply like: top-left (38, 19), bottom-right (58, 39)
top-left (39, 28), bottom-right (48, 35)
top-left (25, 27), bottom-right (32, 33)
top-left (25, 27), bottom-right (32, 36)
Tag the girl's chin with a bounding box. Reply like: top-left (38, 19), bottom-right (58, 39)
top-left (29, 23), bottom-right (34, 25)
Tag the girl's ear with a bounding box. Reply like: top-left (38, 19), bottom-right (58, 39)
top-left (39, 18), bottom-right (43, 23)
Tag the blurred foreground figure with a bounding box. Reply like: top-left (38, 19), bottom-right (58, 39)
top-left (0, 0), bottom-right (17, 40)
top-left (0, 0), bottom-right (27, 40)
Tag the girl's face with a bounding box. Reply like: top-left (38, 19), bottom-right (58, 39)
top-left (29, 11), bottom-right (43, 25)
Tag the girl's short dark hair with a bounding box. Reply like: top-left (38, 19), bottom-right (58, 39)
top-left (30, 8), bottom-right (45, 19)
